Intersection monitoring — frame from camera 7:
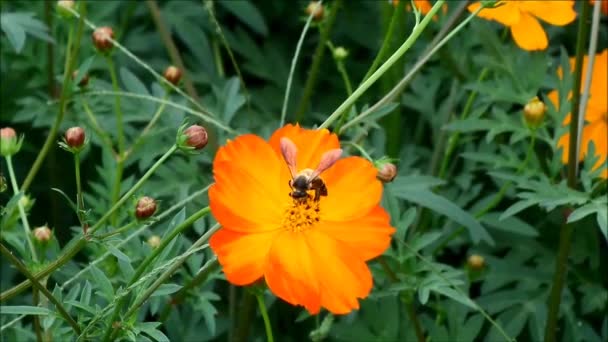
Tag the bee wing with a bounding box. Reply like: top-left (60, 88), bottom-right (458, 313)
top-left (311, 148), bottom-right (342, 179)
top-left (279, 137), bottom-right (299, 179)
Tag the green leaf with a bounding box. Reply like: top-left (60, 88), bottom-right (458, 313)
top-left (150, 284), bottom-right (183, 297)
top-left (89, 265), bottom-right (114, 300)
top-left (482, 212), bottom-right (538, 237)
top-left (0, 306), bottom-right (53, 315)
top-left (499, 199), bottom-right (536, 221)
top-left (443, 118), bottom-right (496, 132)
top-left (1, 12), bottom-right (52, 53)
top-left (120, 67), bottom-right (149, 95)
top-left (107, 245), bottom-right (131, 263)
top-left (394, 189), bottom-right (494, 245)
top-left (218, 1), bottom-right (268, 36)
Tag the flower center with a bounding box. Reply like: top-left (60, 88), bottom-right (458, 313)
top-left (282, 196), bottom-right (321, 232)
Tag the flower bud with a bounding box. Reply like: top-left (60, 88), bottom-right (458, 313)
top-left (147, 235), bottom-right (161, 249)
top-left (57, 0), bottom-right (75, 18)
top-left (467, 254), bottom-right (485, 270)
top-left (333, 47), bottom-right (348, 60)
top-left (92, 26), bottom-right (114, 52)
top-left (184, 125), bottom-right (208, 150)
top-left (135, 196), bottom-right (157, 220)
top-left (163, 66), bottom-right (182, 85)
top-left (72, 70), bottom-right (89, 87)
top-left (523, 96), bottom-right (545, 128)
top-left (1, 127), bottom-right (23, 157)
top-left (305, 1), bottom-right (324, 21)
top-left (65, 127), bottom-right (85, 148)
top-left (33, 226), bottom-right (52, 243)
top-left (376, 162), bottom-right (397, 183)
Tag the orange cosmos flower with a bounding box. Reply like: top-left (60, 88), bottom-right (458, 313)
top-left (209, 124), bottom-right (395, 314)
top-left (468, 1), bottom-right (576, 51)
top-left (548, 49), bottom-right (608, 179)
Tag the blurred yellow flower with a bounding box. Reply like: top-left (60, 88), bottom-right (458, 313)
top-left (548, 50), bottom-right (608, 179)
top-left (468, 1), bottom-right (577, 51)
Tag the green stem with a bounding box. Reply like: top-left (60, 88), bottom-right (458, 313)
top-left (102, 207), bottom-right (211, 341)
top-left (95, 221), bottom-right (138, 240)
top-left (126, 92), bottom-right (169, 158)
top-left (437, 67), bottom-right (490, 179)
top-left (360, 1), bottom-right (401, 84)
top-left (294, 0), bottom-right (343, 122)
top-left (5, 156), bottom-right (38, 262)
top-left (544, 2), bottom-right (591, 341)
top-left (280, 1), bottom-right (319, 127)
top-left (0, 243), bottom-right (81, 335)
top-left (32, 288), bottom-right (43, 342)
top-left (319, 0), bottom-right (446, 130)
top-left (105, 56), bottom-right (126, 226)
top-left (256, 292), bottom-right (274, 342)
top-left (74, 153), bottom-right (87, 230)
top-left (21, 4), bottom-right (85, 192)
top-left (332, 49), bottom-right (354, 133)
top-left (0, 145), bottom-right (177, 302)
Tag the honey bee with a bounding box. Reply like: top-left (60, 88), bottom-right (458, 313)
top-left (280, 137), bottom-right (342, 201)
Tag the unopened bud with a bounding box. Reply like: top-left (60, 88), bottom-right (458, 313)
top-left (72, 70), bottom-right (89, 87)
top-left (65, 127), bottom-right (85, 148)
top-left (92, 26), bottom-right (114, 52)
top-left (136, 196), bottom-right (157, 220)
top-left (1, 127), bottom-right (22, 157)
top-left (148, 235), bottom-right (161, 249)
top-left (523, 96), bottom-right (545, 128)
top-left (163, 66), bottom-right (182, 85)
top-left (333, 47), bottom-right (348, 60)
top-left (57, 0), bottom-right (75, 18)
top-left (376, 162), bottom-right (397, 183)
top-left (305, 1), bottom-right (324, 21)
top-left (184, 125), bottom-right (208, 150)
top-left (467, 254), bottom-right (485, 270)
top-left (33, 226), bottom-right (52, 243)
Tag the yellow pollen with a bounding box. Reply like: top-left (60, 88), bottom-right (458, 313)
top-left (282, 196), bottom-right (321, 232)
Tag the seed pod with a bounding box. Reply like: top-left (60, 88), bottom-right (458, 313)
top-left (523, 96), bottom-right (546, 128)
top-left (65, 127), bottom-right (85, 148)
top-left (1, 127), bottom-right (22, 157)
top-left (467, 254), bottom-right (485, 270)
top-left (148, 235), bottom-right (161, 249)
top-left (136, 196), bottom-right (157, 220)
top-left (163, 66), bottom-right (182, 85)
top-left (92, 26), bottom-right (114, 52)
top-left (57, 0), bottom-right (75, 18)
top-left (33, 226), bottom-right (52, 243)
top-left (376, 163), bottom-right (397, 183)
top-left (305, 1), bottom-right (324, 21)
top-left (184, 125), bottom-right (208, 150)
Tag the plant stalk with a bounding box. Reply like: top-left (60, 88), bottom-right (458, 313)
top-left (319, 0), bottom-right (446, 130)
top-left (544, 2), bottom-right (591, 341)
top-left (0, 243), bottom-right (81, 335)
top-left (256, 293), bottom-right (274, 342)
top-left (294, 0), bottom-right (343, 122)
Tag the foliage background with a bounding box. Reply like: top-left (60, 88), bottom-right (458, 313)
top-left (0, 0), bottom-right (607, 341)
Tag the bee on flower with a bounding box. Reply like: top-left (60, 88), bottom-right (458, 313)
top-left (208, 124), bottom-right (395, 314)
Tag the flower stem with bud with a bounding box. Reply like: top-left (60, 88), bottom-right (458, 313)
top-left (21, 4), bottom-right (85, 192)
top-left (5, 155), bottom-right (38, 263)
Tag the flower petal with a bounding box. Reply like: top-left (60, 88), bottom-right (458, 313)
top-left (510, 12), bottom-right (547, 51)
top-left (522, 1), bottom-right (576, 26)
top-left (557, 132), bottom-right (572, 164)
top-left (317, 206), bottom-right (395, 261)
top-left (269, 124), bottom-right (340, 170)
top-left (210, 229), bottom-right (276, 285)
top-left (582, 120), bottom-right (608, 167)
top-left (308, 230), bottom-right (373, 314)
top-left (264, 231), bottom-right (321, 313)
top-left (320, 156), bottom-right (383, 221)
top-left (210, 134), bottom-right (285, 231)
top-left (468, 1), bottom-right (521, 26)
